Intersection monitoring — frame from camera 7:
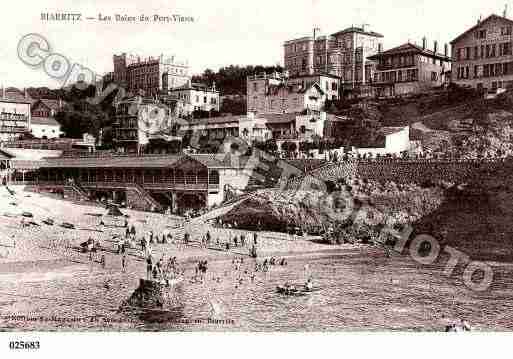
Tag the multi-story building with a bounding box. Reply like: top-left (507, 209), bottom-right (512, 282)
top-left (451, 13), bottom-right (513, 92)
top-left (367, 40), bottom-right (451, 97)
top-left (169, 82), bottom-right (220, 115)
top-left (246, 72), bottom-right (326, 114)
top-left (285, 73), bottom-right (341, 101)
top-left (112, 53), bottom-right (190, 96)
top-left (283, 26), bottom-right (384, 96)
top-left (113, 96), bottom-right (185, 153)
top-left (0, 88), bottom-right (31, 142)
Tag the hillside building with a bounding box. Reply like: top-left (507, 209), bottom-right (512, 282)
top-left (450, 13), bottom-right (513, 92)
top-left (283, 26), bottom-right (384, 97)
top-left (367, 40), bottom-right (451, 97)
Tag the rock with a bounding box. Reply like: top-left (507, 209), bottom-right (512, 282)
top-left (120, 278), bottom-right (181, 311)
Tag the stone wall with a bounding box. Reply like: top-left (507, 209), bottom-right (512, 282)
top-left (287, 159), bottom-right (509, 188)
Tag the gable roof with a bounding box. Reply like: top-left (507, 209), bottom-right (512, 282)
top-left (450, 14), bottom-right (513, 44)
top-left (331, 26), bottom-right (384, 38)
top-left (31, 117), bottom-right (61, 126)
top-left (367, 42), bottom-right (451, 61)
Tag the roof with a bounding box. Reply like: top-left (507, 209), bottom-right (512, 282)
top-left (32, 98), bottom-right (67, 111)
top-left (0, 149), bottom-right (13, 160)
top-left (367, 43), bottom-right (451, 61)
top-left (188, 115), bottom-right (244, 126)
top-left (170, 82), bottom-right (217, 92)
top-left (10, 159), bottom-right (43, 170)
top-left (289, 73), bottom-right (342, 80)
top-left (31, 117), bottom-right (61, 126)
top-left (331, 26), bottom-right (384, 38)
top-left (0, 148), bottom-right (62, 160)
top-left (450, 14), bottom-right (513, 44)
top-left (258, 112), bottom-right (298, 124)
top-left (39, 153), bottom-right (244, 170)
top-left (1, 87), bottom-right (33, 103)
top-left (380, 126), bottom-right (407, 136)
top-left (267, 82), bottom-right (325, 96)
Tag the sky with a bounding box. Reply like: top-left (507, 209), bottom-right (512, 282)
top-left (1, 0), bottom-right (512, 89)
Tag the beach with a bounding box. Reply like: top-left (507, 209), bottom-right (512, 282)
top-left (1, 186), bottom-right (513, 331)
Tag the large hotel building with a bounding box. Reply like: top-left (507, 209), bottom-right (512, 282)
top-left (283, 26), bottom-right (384, 97)
top-left (112, 53), bottom-right (191, 96)
top-left (451, 13), bottom-right (513, 92)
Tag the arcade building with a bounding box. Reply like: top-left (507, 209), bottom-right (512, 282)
top-left (15, 153), bottom-right (259, 213)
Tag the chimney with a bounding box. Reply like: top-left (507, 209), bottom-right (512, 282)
top-left (378, 43), bottom-right (383, 53)
top-left (1, 85), bottom-right (3, 99)
top-left (313, 27), bottom-right (321, 40)
top-left (444, 43), bottom-right (449, 57)
top-left (422, 37), bottom-right (427, 50)
top-left (478, 15), bottom-right (482, 24)
top-left (434, 41), bottom-right (438, 54)
top-left (504, 4), bottom-right (509, 18)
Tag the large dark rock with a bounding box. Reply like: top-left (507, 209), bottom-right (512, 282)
top-left (120, 278), bottom-right (181, 311)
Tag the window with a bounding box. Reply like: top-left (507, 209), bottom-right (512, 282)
top-left (465, 47), bottom-right (471, 60)
top-left (431, 72), bottom-right (438, 81)
top-left (479, 30), bottom-right (487, 39)
top-left (481, 45), bottom-right (485, 58)
top-left (204, 96), bottom-right (207, 104)
top-left (486, 44), bottom-right (491, 58)
top-left (332, 82), bottom-right (337, 91)
top-left (195, 95), bottom-right (199, 103)
top-left (253, 83), bottom-right (257, 92)
top-left (398, 70), bottom-right (402, 82)
top-left (491, 44), bottom-right (496, 57)
top-left (474, 65), bottom-right (479, 78)
top-left (504, 42), bottom-right (511, 55)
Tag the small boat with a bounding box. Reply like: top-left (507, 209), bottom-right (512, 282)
top-left (61, 222), bottom-right (75, 229)
top-left (22, 211), bottom-right (33, 218)
top-left (276, 285), bottom-right (311, 296)
top-left (42, 218), bottom-right (54, 226)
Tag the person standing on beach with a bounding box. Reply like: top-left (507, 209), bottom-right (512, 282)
top-left (122, 254), bottom-right (126, 273)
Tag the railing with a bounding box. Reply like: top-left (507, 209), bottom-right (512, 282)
top-left (32, 179), bottom-right (219, 191)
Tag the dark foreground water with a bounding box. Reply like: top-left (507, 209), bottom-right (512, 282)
top-left (1, 249), bottom-right (513, 331)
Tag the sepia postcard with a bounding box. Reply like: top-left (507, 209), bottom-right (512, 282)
top-left (0, 0), bottom-right (512, 356)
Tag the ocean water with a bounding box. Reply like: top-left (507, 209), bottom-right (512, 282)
top-left (1, 250), bottom-right (512, 331)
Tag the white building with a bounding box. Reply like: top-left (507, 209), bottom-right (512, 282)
top-left (30, 116), bottom-right (63, 139)
top-left (168, 82), bottom-right (219, 115)
top-left (352, 126), bottom-right (411, 156)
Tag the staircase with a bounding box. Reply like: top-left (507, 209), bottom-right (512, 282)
top-left (128, 184), bottom-right (163, 212)
top-left (64, 182), bottom-right (89, 201)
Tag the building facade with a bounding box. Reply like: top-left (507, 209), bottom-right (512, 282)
top-left (169, 82), bottom-right (220, 115)
top-left (0, 89), bottom-right (31, 142)
top-left (112, 53), bottom-right (190, 96)
top-left (246, 73), bottom-right (326, 114)
top-left (368, 41), bottom-right (451, 97)
top-left (451, 14), bottom-right (513, 91)
top-left (283, 26), bottom-right (384, 96)
top-left (285, 73), bottom-right (341, 101)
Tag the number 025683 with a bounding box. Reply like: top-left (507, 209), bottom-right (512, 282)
top-left (9, 341), bottom-right (40, 350)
